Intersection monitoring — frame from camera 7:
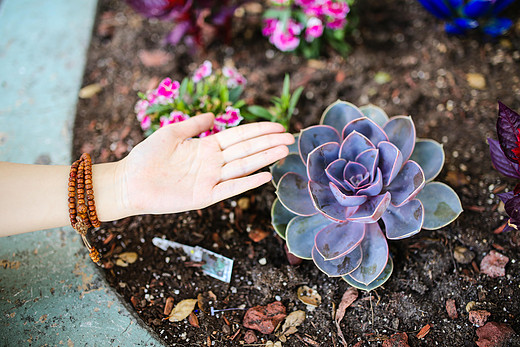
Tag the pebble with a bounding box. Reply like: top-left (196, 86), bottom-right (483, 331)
top-left (480, 251), bottom-right (509, 278)
top-left (258, 258), bottom-right (267, 265)
top-left (469, 310), bottom-right (491, 327)
top-left (382, 332), bottom-right (409, 347)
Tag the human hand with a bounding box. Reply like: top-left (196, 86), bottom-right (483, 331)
top-left (118, 113), bottom-right (294, 216)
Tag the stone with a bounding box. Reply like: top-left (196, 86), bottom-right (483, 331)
top-left (243, 301), bottom-right (287, 334)
top-left (480, 251), bottom-right (509, 278)
top-left (446, 299), bottom-right (458, 319)
top-left (469, 310), bottom-right (491, 327)
top-left (382, 332), bottom-right (410, 347)
top-left (476, 322), bottom-right (515, 347)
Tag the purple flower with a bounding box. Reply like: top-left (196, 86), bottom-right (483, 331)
top-left (305, 17), bottom-right (324, 41)
top-left (193, 60), bottom-right (213, 83)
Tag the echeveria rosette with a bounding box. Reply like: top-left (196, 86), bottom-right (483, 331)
top-left (271, 101), bottom-right (462, 291)
top-left (416, 0), bottom-right (516, 37)
top-left (488, 101), bottom-right (520, 230)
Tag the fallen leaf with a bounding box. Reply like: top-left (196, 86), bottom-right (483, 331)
top-left (281, 310), bottom-right (305, 334)
top-left (476, 322), bottom-right (515, 347)
top-left (168, 299), bottom-right (198, 322)
top-left (466, 73), bottom-right (486, 90)
top-left (297, 286), bottom-right (321, 307)
top-left (469, 310), bottom-right (491, 327)
top-left (243, 301), bottom-right (287, 334)
top-left (248, 228), bottom-right (270, 242)
top-left (79, 83), bottom-right (102, 99)
top-left (188, 311), bottom-right (200, 328)
top-left (446, 299), bottom-right (458, 320)
top-left (416, 324), bottom-right (431, 339)
top-left (335, 287), bottom-right (358, 324)
top-left (138, 49), bottom-right (173, 67)
top-left (115, 252), bottom-right (138, 267)
top-left (382, 332), bottom-right (409, 347)
top-left (480, 250), bottom-right (509, 278)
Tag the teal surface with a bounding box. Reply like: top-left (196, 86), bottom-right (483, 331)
top-left (0, 0), bottom-right (163, 345)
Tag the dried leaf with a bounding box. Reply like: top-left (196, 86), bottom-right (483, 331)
top-left (335, 287), bottom-right (358, 324)
top-left (168, 299), bottom-right (198, 322)
top-left (188, 311), bottom-right (200, 328)
top-left (116, 252), bottom-right (138, 267)
top-left (297, 286), bottom-right (321, 307)
top-left (243, 301), bottom-right (287, 334)
top-left (281, 310), bottom-right (306, 334)
top-left (79, 83), bottom-right (102, 99)
top-left (163, 297), bottom-right (175, 316)
top-left (416, 324), bottom-right (431, 339)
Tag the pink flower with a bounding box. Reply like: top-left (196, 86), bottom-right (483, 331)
top-left (271, 22), bottom-right (300, 51)
top-left (297, 0), bottom-right (325, 16)
top-left (326, 17), bottom-right (347, 30)
top-left (199, 124), bottom-right (224, 137)
top-left (222, 66), bottom-right (247, 88)
top-left (323, 0), bottom-right (349, 19)
top-left (215, 106), bottom-right (243, 127)
top-left (262, 18), bottom-right (279, 37)
top-left (287, 18), bottom-right (303, 36)
top-left (169, 110), bottom-right (190, 123)
top-left (147, 90), bottom-right (172, 105)
top-left (141, 115), bottom-right (152, 130)
top-left (305, 17), bottom-right (324, 41)
top-left (135, 99), bottom-right (149, 122)
top-left (156, 78), bottom-right (180, 99)
top-left (193, 60), bottom-right (212, 83)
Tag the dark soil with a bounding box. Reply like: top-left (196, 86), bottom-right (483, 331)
top-left (73, 0), bottom-right (520, 346)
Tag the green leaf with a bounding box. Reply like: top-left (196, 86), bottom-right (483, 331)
top-left (288, 86), bottom-right (304, 118)
top-left (247, 105), bottom-right (274, 120)
top-left (282, 74), bottom-right (290, 99)
top-left (145, 103), bottom-right (172, 115)
top-left (179, 78), bottom-right (189, 100)
top-left (232, 99), bottom-right (246, 109)
top-left (417, 182), bottom-right (462, 230)
top-left (228, 86), bottom-right (243, 103)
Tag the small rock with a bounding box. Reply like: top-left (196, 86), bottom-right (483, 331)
top-left (476, 322), bottom-right (515, 347)
top-left (446, 299), bottom-right (458, 319)
top-left (480, 251), bottom-right (509, 278)
top-left (243, 301), bottom-right (287, 334)
top-left (454, 246), bottom-right (475, 264)
top-left (466, 73), bottom-right (486, 90)
top-left (243, 330), bottom-right (257, 344)
top-left (469, 310), bottom-right (491, 327)
top-left (382, 332), bottom-right (410, 347)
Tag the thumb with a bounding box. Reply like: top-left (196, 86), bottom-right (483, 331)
top-left (172, 113), bottom-right (215, 139)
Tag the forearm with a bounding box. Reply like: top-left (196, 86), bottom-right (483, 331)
top-left (0, 161), bottom-right (126, 236)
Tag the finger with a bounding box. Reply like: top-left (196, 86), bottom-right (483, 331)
top-left (222, 132), bottom-right (294, 163)
top-left (220, 145), bottom-right (289, 181)
top-left (215, 122), bottom-right (286, 150)
top-left (211, 172), bottom-right (272, 204)
top-left (169, 113), bottom-right (215, 139)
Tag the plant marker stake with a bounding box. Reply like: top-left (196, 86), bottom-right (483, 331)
top-left (210, 307), bottom-right (247, 316)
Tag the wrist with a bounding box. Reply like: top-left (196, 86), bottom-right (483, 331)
top-left (92, 160), bottom-right (131, 222)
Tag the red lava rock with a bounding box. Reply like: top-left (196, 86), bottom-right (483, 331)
top-left (243, 330), bottom-right (257, 344)
top-left (382, 332), bottom-right (410, 347)
top-left (480, 250), bottom-right (509, 278)
top-left (476, 322), bottom-right (515, 347)
top-left (242, 301), bottom-right (287, 334)
top-left (469, 310), bottom-right (491, 327)
top-left (446, 299), bottom-right (458, 319)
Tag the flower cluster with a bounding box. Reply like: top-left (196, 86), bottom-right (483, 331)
top-left (416, 0), bottom-right (516, 37)
top-left (271, 101), bottom-right (462, 290)
top-left (135, 60), bottom-right (246, 137)
top-left (489, 102), bottom-right (520, 230)
top-left (262, 0), bottom-right (355, 58)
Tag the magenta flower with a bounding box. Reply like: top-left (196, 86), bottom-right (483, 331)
top-left (271, 23), bottom-right (300, 52)
top-left (160, 110), bottom-right (190, 127)
top-left (262, 18), bottom-right (279, 37)
top-left (140, 115), bottom-right (152, 130)
top-left (199, 123), bottom-right (224, 137)
top-left (156, 78), bottom-right (180, 99)
top-left (222, 66), bottom-right (247, 88)
top-left (287, 18), bottom-right (303, 36)
top-left (305, 17), bottom-right (324, 41)
top-left (323, 0), bottom-right (349, 19)
top-left (193, 60), bottom-right (212, 83)
top-left (215, 106), bottom-right (243, 127)
top-left (326, 17), bottom-right (347, 30)
top-left (135, 99), bottom-right (150, 122)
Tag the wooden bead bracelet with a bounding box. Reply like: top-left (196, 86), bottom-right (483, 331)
top-left (69, 153), bottom-right (101, 264)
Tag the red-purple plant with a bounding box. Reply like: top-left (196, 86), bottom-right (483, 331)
top-left (126, 0), bottom-right (246, 48)
top-left (489, 101), bottom-right (520, 229)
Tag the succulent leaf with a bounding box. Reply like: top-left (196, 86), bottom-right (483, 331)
top-left (312, 244), bottom-right (363, 277)
top-left (355, 148), bottom-right (379, 179)
top-left (342, 118), bottom-right (389, 147)
top-left (488, 138), bottom-right (520, 179)
top-left (326, 159), bottom-right (348, 190)
top-left (320, 100), bottom-right (365, 134)
top-left (349, 223), bottom-right (389, 286)
top-left (315, 221), bottom-right (365, 260)
top-left (357, 168), bottom-right (384, 197)
top-left (359, 104), bottom-right (389, 127)
top-left (299, 125), bottom-right (341, 165)
top-left (410, 139), bottom-right (445, 182)
top-left (343, 256), bottom-right (393, 291)
top-left (377, 141), bottom-right (404, 186)
top-left (286, 214), bottom-right (331, 259)
top-left (287, 133), bottom-right (299, 153)
top-left (277, 172), bottom-right (316, 216)
top-left (329, 182), bottom-right (368, 207)
top-left (416, 182), bottom-right (463, 230)
top-left (386, 160), bottom-right (425, 207)
top-left (347, 192), bottom-right (392, 223)
top-left (482, 18), bottom-right (513, 36)
top-left (340, 131), bottom-right (376, 162)
top-left (271, 153), bottom-right (308, 187)
top-left (307, 143), bottom-right (341, 185)
top-left (271, 198), bottom-right (297, 240)
top-left (383, 116), bottom-right (416, 162)
top-left (309, 180), bottom-right (355, 221)
top-left (382, 199), bottom-right (424, 240)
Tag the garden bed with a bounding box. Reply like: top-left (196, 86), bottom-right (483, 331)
top-left (73, 0), bottom-right (520, 345)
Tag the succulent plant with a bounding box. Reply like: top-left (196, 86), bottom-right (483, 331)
top-left (488, 101), bottom-right (520, 230)
top-left (270, 101), bottom-right (462, 290)
top-left (416, 0), bottom-right (516, 37)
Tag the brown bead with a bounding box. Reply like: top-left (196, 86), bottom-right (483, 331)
top-left (68, 202), bottom-right (75, 209)
top-left (68, 197), bottom-right (75, 203)
top-left (85, 178), bottom-right (92, 185)
top-left (77, 188), bottom-right (84, 194)
top-left (68, 181), bottom-right (75, 187)
top-left (85, 184), bottom-right (93, 190)
top-left (88, 205), bottom-right (95, 211)
top-left (68, 186), bottom-right (75, 192)
top-left (77, 183), bottom-right (84, 189)
top-left (69, 208), bottom-right (76, 214)
top-left (68, 192), bottom-right (75, 198)
top-left (77, 204), bottom-right (88, 214)
top-left (87, 200), bottom-right (94, 206)
top-left (77, 199), bottom-right (85, 205)
top-left (86, 189), bottom-right (93, 195)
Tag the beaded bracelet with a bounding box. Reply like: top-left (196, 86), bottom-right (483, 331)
top-left (69, 153), bottom-right (101, 264)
